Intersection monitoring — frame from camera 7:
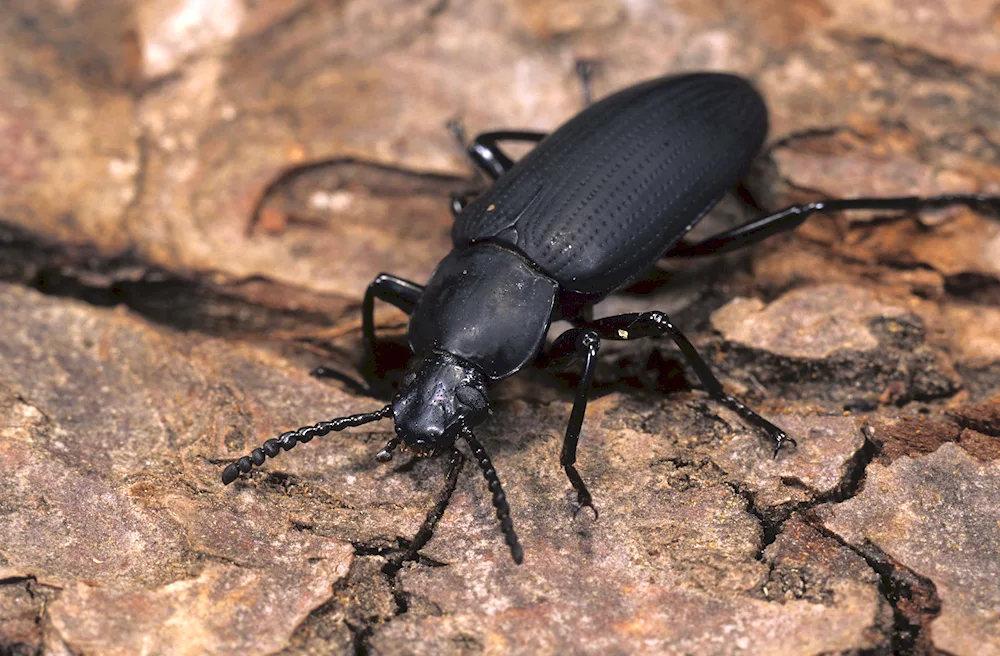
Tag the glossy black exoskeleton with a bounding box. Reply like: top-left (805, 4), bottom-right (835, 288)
top-left (222, 72), bottom-right (1000, 564)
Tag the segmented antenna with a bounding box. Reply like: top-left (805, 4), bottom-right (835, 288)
top-left (461, 426), bottom-right (524, 564)
top-left (221, 404), bottom-right (393, 484)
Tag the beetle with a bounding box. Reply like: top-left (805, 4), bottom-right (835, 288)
top-left (222, 72), bottom-right (1000, 564)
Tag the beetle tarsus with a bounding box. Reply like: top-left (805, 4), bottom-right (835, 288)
top-left (770, 430), bottom-right (797, 457)
top-left (565, 464), bottom-right (599, 520)
top-left (716, 393), bottom-right (796, 454)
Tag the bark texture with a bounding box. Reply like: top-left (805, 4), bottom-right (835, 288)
top-left (1, 1), bottom-right (999, 654)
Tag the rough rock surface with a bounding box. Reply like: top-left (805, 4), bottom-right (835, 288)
top-left (821, 444), bottom-right (1000, 656)
top-left (1, 1), bottom-right (999, 655)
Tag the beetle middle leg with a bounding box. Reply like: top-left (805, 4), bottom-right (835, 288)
top-left (447, 123), bottom-right (548, 215)
top-left (584, 311), bottom-right (794, 454)
top-left (663, 193), bottom-right (1000, 257)
top-left (541, 327), bottom-right (603, 517)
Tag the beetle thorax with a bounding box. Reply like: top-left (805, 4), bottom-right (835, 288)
top-left (391, 352), bottom-right (490, 455)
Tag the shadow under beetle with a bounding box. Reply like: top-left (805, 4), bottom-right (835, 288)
top-left (223, 72), bottom-right (1000, 564)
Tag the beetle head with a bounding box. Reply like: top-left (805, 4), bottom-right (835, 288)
top-left (387, 351), bottom-right (490, 457)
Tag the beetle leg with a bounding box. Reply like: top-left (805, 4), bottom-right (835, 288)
top-left (446, 122), bottom-right (549, 214)
top-left (313, 273), bottom-right (423, 393)
top-left (584, 312), bottom-right (795, 455)
top-left (449, 189), bottom-right (479, 218)
top-left (575, 59), bottom-right (598, 106)
top-left (446, 119), bottom-right (484, 217)
top-left (360, 273), bottom-right (423, 374)
top-left (386, 447), bottom-right (466, 570)
top-left (545, 328), bottom-right (602, 518)
top-left (469, 131), bottom-right (548, 179)
top-left (664, 193), bottom-right (1000, 257)
top-left (457, 129), bottom-right (549, 181)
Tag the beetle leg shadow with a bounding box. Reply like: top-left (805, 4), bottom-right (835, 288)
top-left (311, 366), bottom-right (377, 398)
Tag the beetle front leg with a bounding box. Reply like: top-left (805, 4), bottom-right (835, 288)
top-left (360, 273), bottom-right (423, 372)
top-left (584, 311), bottom-right (795, 454)
top-left (313, 273), bottom-right (423, 394)
top-left (544, 328), bottom-right (602, 517)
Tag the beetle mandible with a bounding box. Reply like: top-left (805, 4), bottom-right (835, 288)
top-left (222, 72), bottom-right (1000, 564)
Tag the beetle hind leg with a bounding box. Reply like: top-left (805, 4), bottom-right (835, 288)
top-left (582, 311), bottom-right (796, 455)
top-left (664, 193), bottom-right (1000, 258)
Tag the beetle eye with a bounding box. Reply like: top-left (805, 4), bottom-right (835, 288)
top-left (456, 385), bottom-right (487, 412)
top-left (401, 371), bottom-right (418, 388)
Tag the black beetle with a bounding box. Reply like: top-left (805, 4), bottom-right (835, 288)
top-left (223, 72), bottom-right (1000, 564)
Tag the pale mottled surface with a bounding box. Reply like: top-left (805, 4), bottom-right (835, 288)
top-left (710, 285), bottom-right (905, 360)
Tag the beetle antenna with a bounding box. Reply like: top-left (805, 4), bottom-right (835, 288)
top-left (221, 405), bottom-right (393, 484)
top-left (461, 425), bottom-right (524, 564)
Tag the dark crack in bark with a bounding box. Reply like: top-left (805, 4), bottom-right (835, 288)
top-left (281, 541), bottom-right (447, 656)
top-left (726, 423), bottom-right (878, 561)
top-left (0, 218), bottom-right (346, 338)
top-left (808, 521), bottom-right (944, 656)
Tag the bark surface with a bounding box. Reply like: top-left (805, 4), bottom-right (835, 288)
top-left (1, 1), bottom-right (999, 654)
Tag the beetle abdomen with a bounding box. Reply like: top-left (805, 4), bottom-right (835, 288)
top-left (453, 73), bottom-right (768, 296)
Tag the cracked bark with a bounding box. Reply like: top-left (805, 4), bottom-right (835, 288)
top-left (2, 1), bottom-right (1000, 655)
